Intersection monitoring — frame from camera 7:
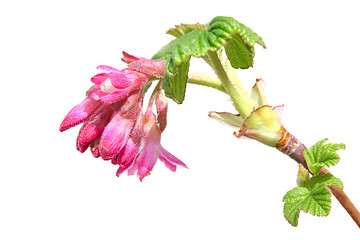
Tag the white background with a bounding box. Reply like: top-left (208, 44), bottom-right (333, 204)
top-left (1, 0), bottom-right (360, 239)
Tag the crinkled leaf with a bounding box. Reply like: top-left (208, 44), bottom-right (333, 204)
top-left (163, 61), bottom-right (190, 103)
top-left (283, 187), bottom-right (310, 227)
top-left (167, 23), bottom-right (207, 38)
top-left (308, 173), bottom-right (344, 190)
top-left (301, 184), bottom-right (332, 217)
top-left (283, 185), bottom-right (332, 226)
top-left (304, 138), bottom-right (345, 175)
top-left (151, 39), bottom-right (178, 61)
top-left (151, 16), bottom-right (265, 103)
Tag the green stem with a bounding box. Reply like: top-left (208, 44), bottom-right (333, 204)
top-left (187, 71), bottom-right (226, 93)
top-left (206, 51), bottom-right (257, 118)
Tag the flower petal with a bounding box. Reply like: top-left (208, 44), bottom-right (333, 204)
top-left (109, 72), bottom-right (133, 89)
top-left (157, 145), bottom-right (188, 169)
top-left (158, 157), bottom-right (177, 172)
top-left (59, 98), bottom-right (101, 132)
top-left (111, 157), bottom-right (118, 165)
top-left (76, 104), bottom-right (114, 152)
top-left (90, 136), bottom-right (101, 158)
top-left (91, 73), bottom-right (109, 85)
top-left (116, 138), bottom-right (140, 176)
top-left (86, 85), bottom-right (100, 98)
top-left (99, 112), bottom-right (134, 160)
top-left (155, 90), bottom-right (168, 132)
top-left (128, 59), bottom-right (166, 78)
top-left (116, 113), bottom-right (144, 176)
top-left (120, 90), bottom-right (143, 120)
top-left (76, 138), bottom-right (90, 153)
top-left (97, 65), bottom-right (121, 73)
top-left (121, 51), bottom-right (141, 64)
top-left (135, 144), bottom-right (158, 181)
top-left (91, 89), bottom-right (130, 104)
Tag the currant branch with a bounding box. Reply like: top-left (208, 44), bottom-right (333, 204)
top-left (59, 16), bottom-right (360, 228)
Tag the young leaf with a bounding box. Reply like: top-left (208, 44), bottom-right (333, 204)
top-left (163, 61), bottom-right (190, 103)
top-left (300, 184), bottom-right (332, 217)
top-left (308, 174), bottom-right (344, 190)
top-left (151, 38), bottom-right (178, 61)
top-left (151, 16), bottom-right (265, 103)
top-left (283, 187), bottom-right (310, 227)
top-left (296, 164), bottom-right (310, 188)
top-left (166, 23), bottom-right (207, 38)
top-left (303, 138), bottom-right (345, 175)
top-left (283, 185), bottom-right (332, 226)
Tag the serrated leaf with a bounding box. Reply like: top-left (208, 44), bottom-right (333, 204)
top-left (301, 185), bottom-right (332, 217)
top-left (283, 187), bottom-right (310, 226)
top-left (308, 174), bottom-right (344, 190)
top-left (303, 138), bottom-right (345, 175)
top-left (283, 185), bottom-right (332, 226)
top-left (224, 34), bottom-right (254, 69)
top-left (166, 23), bottom-right (207, 38)
top-left (151, 16), bottom-right (265, 103)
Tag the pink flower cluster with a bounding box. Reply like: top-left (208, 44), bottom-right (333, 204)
top-left (60, 52), bottom-right (187, 181)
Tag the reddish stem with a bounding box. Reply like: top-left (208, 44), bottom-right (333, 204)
top-left (276, 131), bottom-right (360, 228)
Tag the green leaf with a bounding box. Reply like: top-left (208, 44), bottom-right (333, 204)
top-left (163, 61), bottom-right (190, 103)
top-left (297, 164), bottom-right (310, 188)
top-left (283, 185), bottom-right (332, 226)
top-left (283, 187), bottom-right (310, 227)
top-left (151, 16), bottom-right (265, 103)
top-left (151, 38), bottom-right (178, 61)
top-left (166, 23), bottom-right (207, 38)
top-left (301, 185), bottom-right (332, 217)
top-left (308, 173), bottom-right (344, 190)
top-left (303, 138), bottom-right (345, 175)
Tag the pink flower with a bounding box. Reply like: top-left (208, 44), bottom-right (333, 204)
top-left (126, 109), bottom-right (188, 181)
top-left (122, 51), bottom-right (166, 78)
top-left (60, 52), bottom-right (187, 181)
top-left (91, 67), bottom-right (148, 104)
top-left (116, 112), bottom-right (144, 176)
top-left (76, 104), bottom-right (114, 153)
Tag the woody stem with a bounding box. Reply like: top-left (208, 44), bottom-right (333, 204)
top-left (276, 131), bottom-right (360, 228)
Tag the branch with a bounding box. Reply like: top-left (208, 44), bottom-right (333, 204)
top-left (276, 131), bottom-right (360, 228)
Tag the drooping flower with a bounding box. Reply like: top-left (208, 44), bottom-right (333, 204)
top-left (126, 109), bottom-right (188, 181)
top-left (98, 90), bottom-right (143, 160)
top-left (60, 52), bottom-right (187, 181)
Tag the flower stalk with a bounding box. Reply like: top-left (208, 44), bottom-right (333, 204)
top-left (187, 71), bottom-right (225, 93)
top-left (206, 50), bottom-right (283, 147)
top-left (207, 50), bottom-right (256, 117)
